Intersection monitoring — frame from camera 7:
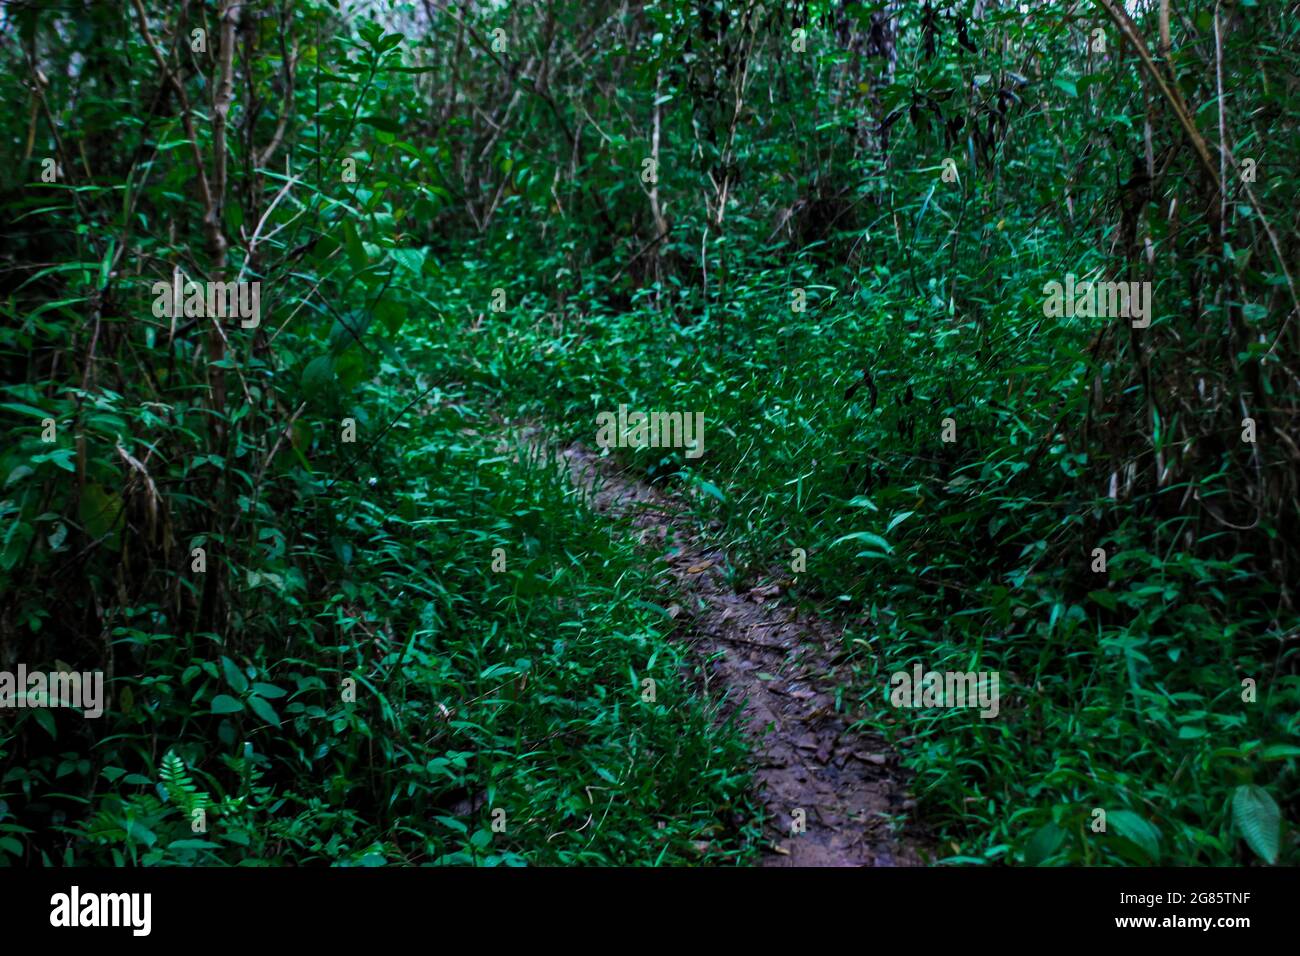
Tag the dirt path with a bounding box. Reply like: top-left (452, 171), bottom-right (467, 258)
top-left (521, 427), bottom-right (919, 866)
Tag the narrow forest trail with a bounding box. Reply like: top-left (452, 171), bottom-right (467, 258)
top-left (518, 426), bottom-right (921, 866)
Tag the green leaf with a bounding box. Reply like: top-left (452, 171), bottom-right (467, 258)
top-left (247, 695), bottom-right (281, 727)
top-left (1232, 785), bottom-right (1280, 864)
top-left (1022, 822), bottom-right (1067, 866)
top-left (124, 818), bottom-right (157, 847)
top-left (33, 447), bottom-right (77, 473)
top-left (220, 656), bottom-right (249, 695)
top-left (692, 478), bottom-right (726, 504)
top-left (301, 356), bottom-right (335, 396)
top-left (0, 402), bottom-right (54, 419)
top-left (78, 483), bottom-right (124, 546)
top-left (1108, 810), bottom-right (1160, 862)
top-left (1258, 744), bottom-right (1300, 761)
top-left (389, 247), bottom-right (426, 276)
top-left (886, 510), bottom-right (915, 533)
top-left (168, 839), bottom-right (220, 850)
top-left (210, 694), bottom-right (245, 715)
top-left (32, 706), bottom-right (56, 740)
top-left (1088, 589), bottom-right (1118, 610)
top-left (831, 531), bottom-right (893, 554)
top-left (335, 347), bottom-right (368, 390)
top-left (160, 750), bottom-right (209, 816)
top-left (343, 220), bottom-right (368, 272)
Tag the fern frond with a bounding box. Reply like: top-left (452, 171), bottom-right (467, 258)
top-left (160, 750), bottom-right (211, 816)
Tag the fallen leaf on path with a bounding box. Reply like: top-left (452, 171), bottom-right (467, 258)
top-left (854, 753), bottom-right (888, 765)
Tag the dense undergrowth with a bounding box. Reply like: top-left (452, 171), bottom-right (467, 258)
top-left (464, 257), bottom-right (1300, 865)
top-left (3, 307), bottom-right (761, 865)
top-left (2, 0), bottom-right (1297, 866)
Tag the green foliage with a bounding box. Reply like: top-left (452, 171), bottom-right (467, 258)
top-left (160, 751), bottom-right (210, 819)
top-left (0, 0), bottom-right (1295, 868)
top-left (1233, 785), bottom-right (1281, 865)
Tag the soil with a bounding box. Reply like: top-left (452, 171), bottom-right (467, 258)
top-left (520, 427), bottom-right (921, 867)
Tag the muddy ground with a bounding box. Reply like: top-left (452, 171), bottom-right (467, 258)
top-left (520, 427), bottom-right (921, 866)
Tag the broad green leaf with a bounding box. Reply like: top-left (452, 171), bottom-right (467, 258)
top-left (1232, 785), bottom-right (1280, 864)
top-left (247, 695), bottom-right (281, 727)
top-left (1108, 810), bottom-right (1160, 862)
top-left (210, 694), bottom-right (245, 715)
top-left (220, 657), bottom-right (249, 695)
